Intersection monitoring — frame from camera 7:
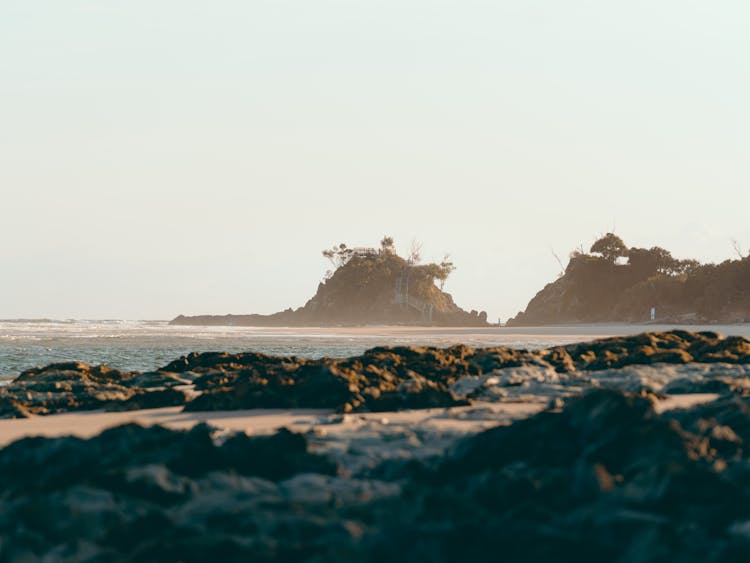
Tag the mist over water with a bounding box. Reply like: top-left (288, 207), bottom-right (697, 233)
top-left (2, 319), bottom-right (749, 380)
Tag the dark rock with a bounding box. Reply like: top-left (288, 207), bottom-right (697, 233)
top-left (124, 371), bottom-right (194, 388)
top-left (0, 423), bottom-right (336, 494)
top-left (359, 389), bottom-right (750, 562)
top-left (565, 331), bottom-right (750, 370)
top-left (0, 396), bottom-right (31, 418)
top-left (663, 377), bottom-right (741, 395)
top-left (7, 387), bottom-right (750, 560)
top-left (0, 424), bottom-right (342, 562)
top-left (182, 348), bottom-right (476, 413)
top-left (0, 362), bottom-right (193, 418)
top-left (1, 331), bottom-right (748, 418)
top-left (182, 331), bottom-right (749, 413)
top-left (107, 388), bottom-right (191, 411)
top-left (15, 362), bottom-right (133, 384)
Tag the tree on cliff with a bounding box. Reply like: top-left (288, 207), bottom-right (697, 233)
top-left (590, 233), bottom-right (628, 263)
top-left (380, 236), bottom-right (395, 254)
top-left (322, 243), bottom-right (353, 269)
top-left (322, 238), bottom-right (457, 291)
top-left (408, 239), bottom-right (423, 265)
top-left (432, 255), bottom-right (456, 290)
top-left (508, 232), bottom-right (750, 326)
top-left (628, 246), bottom-right (701, 278)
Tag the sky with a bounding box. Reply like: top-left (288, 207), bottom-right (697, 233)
top-left (1, 0), bottom-right (749, 322)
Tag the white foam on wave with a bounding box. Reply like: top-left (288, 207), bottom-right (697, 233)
top-left (2, 319), bottom-right (749, 382)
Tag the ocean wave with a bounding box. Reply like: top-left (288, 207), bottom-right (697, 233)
top-left (2, 321), bottom-right (749, 381)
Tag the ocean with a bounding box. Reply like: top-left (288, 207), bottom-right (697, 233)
top-left (2, 319), bottom-right (749, 381)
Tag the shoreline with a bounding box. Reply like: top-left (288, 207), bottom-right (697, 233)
top-left (1, 329), bottom-right (749, 560)
top-left (4, 322), bottom-right (749, 380)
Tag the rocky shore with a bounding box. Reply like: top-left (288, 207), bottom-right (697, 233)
top-left (2, 330), bottom-right (748, 418)
top-left (3, 388), bottom-right (750, 561)
top-left (2, 331), bottom-right (750, 561)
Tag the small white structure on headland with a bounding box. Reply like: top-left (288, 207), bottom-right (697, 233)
top-left (650, 307), bottom-right (656, 321)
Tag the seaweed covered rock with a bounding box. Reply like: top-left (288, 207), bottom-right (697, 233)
top-left (0, 362), bottom-right (193, 418)
top-left (6, 389), bottom-right (750, 561)
top-left (359, 390), bottom-right (750, 562)
top-left (179, 344), bottom-right (549, 413)
top-left (182, 349), bottom-right (471, 413)
top-left (564, 330), bottom-right (750, 370)
top-left (0, 423), bottom-right (336, 490)
top-left (182, 331), bottom-right (749, 413)
top-left (2, 331), bottom-right (749, 418)
top-left (0, 424), bottom-right (347, 562)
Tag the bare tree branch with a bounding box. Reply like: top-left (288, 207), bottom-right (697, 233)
top-left (731, 239), bottom-right (745, 260)
top-left (408, 238), bottom-right (423, 265)
top-left (550, 248), bottom-right (565, 278)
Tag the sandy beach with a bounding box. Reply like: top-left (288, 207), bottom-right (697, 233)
top-left (0, 393), bottom-right (719, 448)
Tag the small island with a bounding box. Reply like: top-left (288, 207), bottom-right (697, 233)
top-left (509, 233), bottom-right (750, 326)
top-left (171, 237), bottom-right (489, 327)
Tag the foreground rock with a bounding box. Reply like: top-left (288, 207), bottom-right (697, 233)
top-left (1, 331), bottom-right (749, 418)
top-left (0, 362), bottom-right (192, 418)
top-left (0, 424), bottom-right (343, 562)
top-left (4, 389), bottom-right (750, 561)
top-left (369, 389), bottom-right (750, 562)
top-left (181, 330), bottom-right (750, 412)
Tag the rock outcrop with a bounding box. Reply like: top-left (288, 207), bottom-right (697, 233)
top-left (178, 330), bottom-right (750, 413)
top-left (3, 330), bottom-right (750, 559)
top-left (171, 240), bottom-right (488, 327)
top-left (374, 389), bottom-right (750, 562)
top-left (5, 389), bottom-right (750, 561)
top-left (0, 362), bottom-right (192, 417)
top-left (0, 423), bottom-right (342, 562)
top-left (509, 233), bottom-right (750, 325)
top-left (1, 331), bottom-right (749, 418)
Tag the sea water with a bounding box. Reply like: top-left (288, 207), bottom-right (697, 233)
top-left (1, 319), bottom-right (749, 380)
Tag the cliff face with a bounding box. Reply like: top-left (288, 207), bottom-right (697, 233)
top-left (509, 237), bottom-right (750, 326)
top-left (172, 250), bottom-right (488, 327)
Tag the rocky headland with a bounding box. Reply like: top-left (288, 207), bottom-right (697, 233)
top-left (509, 233), bottom-right (750, 325)
top-left (171, 238), bottom-right (488, 327)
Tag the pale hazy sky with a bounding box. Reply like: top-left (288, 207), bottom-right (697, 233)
top-left (1, 1), bottom-right (749, 321)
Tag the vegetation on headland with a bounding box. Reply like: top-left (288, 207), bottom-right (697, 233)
top-left (509, 233), bottom-right (750, 325)
top-left (171, 237), bottom-right (487, 327)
